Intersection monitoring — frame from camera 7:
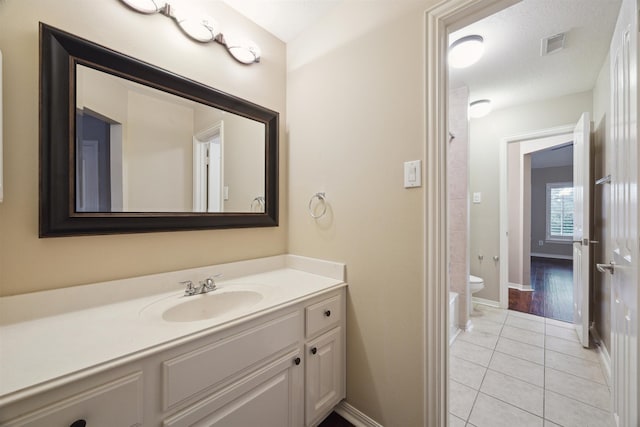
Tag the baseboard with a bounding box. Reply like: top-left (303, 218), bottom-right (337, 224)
top-left (508, 282), bottom-right (534, 292)
top-left (590, 326), bottom-right (612, 385)
top-left (472, 296), bottom-right (500, 307)
top-left (450, 327), bottom-right (461, 345)
top-left (335, 401), bottom-right (383, 427)
top-left (530, 252), bottom-right (573, 260)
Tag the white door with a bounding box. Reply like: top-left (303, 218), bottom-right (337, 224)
top-left (572, 112), bottom-right (591, 348)
top-left (609, 0), bottom-right (639, 425)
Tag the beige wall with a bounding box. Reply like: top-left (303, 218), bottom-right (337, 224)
top-left (287, 1), bottom-right (430, 425)
top-left (470, 91), bottom-right (593, 301)
top-left (0, 0), bottom-right (287, 296)
top-left (222, 114), bottom-right (265, 212)
top-left (592, 55), bottom-right (612, 352)
top-left (125, 91), bottom-right (194, 212)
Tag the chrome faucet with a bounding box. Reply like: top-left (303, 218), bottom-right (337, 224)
top-left (199, 276), bottom-right (217, 293)
top-left (180, 280), bottom-right (199, 296)
top-left (180, 274), bottom-right (222, 297)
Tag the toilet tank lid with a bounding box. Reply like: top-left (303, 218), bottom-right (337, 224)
top-left (469, 275), bottom-right (484, 283)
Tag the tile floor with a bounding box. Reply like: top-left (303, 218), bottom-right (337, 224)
top-left (449, 304), bottom-right (613, 427)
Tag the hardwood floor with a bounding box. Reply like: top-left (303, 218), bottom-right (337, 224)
top-left (508, 256), bottom-right (573, 322)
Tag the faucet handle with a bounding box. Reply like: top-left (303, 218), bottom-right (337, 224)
top-left (200, 275), bottom-right (219, 292)
top-left (180, 280), bottom-right (197, 296)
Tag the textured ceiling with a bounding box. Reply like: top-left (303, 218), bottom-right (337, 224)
top-left (220, 0), bottom-right (622, 114)
top-left (449, 0), bottom-right (622, 112)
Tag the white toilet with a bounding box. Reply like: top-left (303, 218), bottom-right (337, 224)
top-left (469, 275), bottom-right (485, 294)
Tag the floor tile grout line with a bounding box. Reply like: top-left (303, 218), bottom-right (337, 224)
top-left (545, 388), bottom-right (614, 415)
top-left (544, 365), bottom-right (611, 388)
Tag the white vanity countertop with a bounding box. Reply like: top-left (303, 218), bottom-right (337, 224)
top-left (0, 255), bottom-right (346, 405)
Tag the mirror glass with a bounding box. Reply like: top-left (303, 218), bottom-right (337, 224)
top-left (39, 23), bottom-right (278, 237)
top-left (76, 65), bottom-right (266, 214)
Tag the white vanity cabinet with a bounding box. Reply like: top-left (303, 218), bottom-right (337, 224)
top-left (0, 286), bottom-right (345, 427)
top-left (304, 295), bottom-right (345, 426)
top-left (0, 370), bottom-right (144, 427)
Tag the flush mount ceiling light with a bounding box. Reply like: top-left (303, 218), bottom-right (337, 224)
top-left (469, 99), bottom-right (492, 118)
top-left (118, 0), bottom-right (260, 65)
top-left (448, 35), bottom-right (484, 69)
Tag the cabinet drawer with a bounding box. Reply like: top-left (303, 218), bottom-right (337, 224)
top-left (305, 294), bottom-right (341, 338)
top-left (163, 311), bottom-right (301, 410)
top-left (163, 351), bottom-right (303, 427)
top-left (1, 372), bottom-right (143, 427)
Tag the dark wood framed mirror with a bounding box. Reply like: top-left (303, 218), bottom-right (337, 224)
top-left (39, 23), bottom-right (278, 237)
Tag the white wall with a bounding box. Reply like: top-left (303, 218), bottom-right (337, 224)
top-left (470, 90), bottom-right (593, 301)
top-left (0, 0), bottom-right (287, 296)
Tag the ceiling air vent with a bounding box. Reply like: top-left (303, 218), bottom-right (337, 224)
top-left (541, 32), bottom-right (566, 56)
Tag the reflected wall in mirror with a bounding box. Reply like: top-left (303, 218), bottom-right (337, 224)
top-left (40, 23), bottom-right (278, 237)
top-left (76, 65), bottom-right (265, 214)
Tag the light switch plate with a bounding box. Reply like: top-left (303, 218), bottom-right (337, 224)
top-left (472, 192), bottom-right (482, 203)
top-left (404, 160), bottom-right (422, 188)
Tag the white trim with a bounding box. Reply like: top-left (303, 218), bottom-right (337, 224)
top-left (508, 282), bottom-right (534, 291)
top-left (530, 252), bottom-right (573, 260)
top-left (471, 296), bottom-right (501, 307)
top-left (334, 401), bottom-right (383, 427)
top-left (590, 326), bottom-right (612, 385)
top-left (425, 1), bottom-right (520, 426)
top-left (499, 125), bottom-right (574, 309)
top-left (193, 122), bottom-right (224, 212)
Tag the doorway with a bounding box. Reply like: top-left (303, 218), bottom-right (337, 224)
top-left (427, 0), bottom-right (620, 425)
top-left (500, 128), bottom-right (576, 323)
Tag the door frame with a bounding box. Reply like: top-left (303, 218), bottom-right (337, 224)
top-left (498, 125), bottom-right (575, 307)
top-left (423, 0), bottom-right (520, 425)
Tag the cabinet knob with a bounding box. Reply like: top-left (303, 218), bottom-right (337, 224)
top-left (311, 347), bottom-right (317, 355)
top-left (70, 420), bottom-right (87, 427)
top-left (293, 357), bottom-right (301, 365)
top-left (324, 310), bottom-right (331, 317)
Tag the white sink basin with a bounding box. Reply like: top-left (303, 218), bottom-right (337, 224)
top-left (161, 290), bottom-right (264, 323)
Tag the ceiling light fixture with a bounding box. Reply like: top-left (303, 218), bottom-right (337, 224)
top-left (448, 35), bottom-right (484, 69)
top-left (118, 0), bottom-right (260, 65)
top-left (469, 99), bottom-right (492, 118)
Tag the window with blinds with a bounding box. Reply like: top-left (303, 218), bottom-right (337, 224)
top-left (546, 182), bottom-right (574, 240)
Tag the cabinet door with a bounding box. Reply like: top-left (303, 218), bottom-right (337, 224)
top-left (163, 351), bottom-right (303, 427)
top-left (305, 327), bottom-right (344, 426)
top-left (0, 372), bottom-right (143, 427)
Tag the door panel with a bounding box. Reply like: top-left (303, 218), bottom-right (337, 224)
top-left (610, 0), bottom-right (639, 425)
top-left (573, 112), bottom-right (591, 348)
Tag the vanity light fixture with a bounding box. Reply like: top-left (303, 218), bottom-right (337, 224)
top-left (218, 34), bottom-right (262, 64)
top-left (469, 99), bottom-right (492, 118)
top-left (448, 35), bottom-right (484, 69)
top-left (117, 0), bottom-right (260, 64)
top-left (170, 6), bottom-right (220, 43)
top-left (120, 0), bottom-right (165, 14)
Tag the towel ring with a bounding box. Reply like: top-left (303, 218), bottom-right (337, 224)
top-left (251, 196), bottom-right (265, 212)
top-left (308, 192), bottom-right (327, 219)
